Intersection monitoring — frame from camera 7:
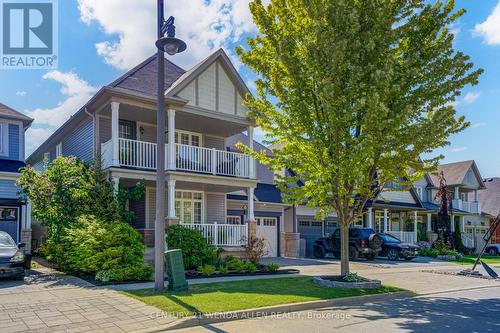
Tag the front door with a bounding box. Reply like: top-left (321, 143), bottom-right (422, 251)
top-left (256, 217), bottom-right (278, 257)
top-left (0, 207), bottom-right (19, 242)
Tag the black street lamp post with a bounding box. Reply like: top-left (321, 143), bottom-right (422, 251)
top-left (155, 0), bottom-right (186, 292)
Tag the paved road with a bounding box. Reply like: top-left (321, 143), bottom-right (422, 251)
top-left (171, 285), bottom-right (500, 333)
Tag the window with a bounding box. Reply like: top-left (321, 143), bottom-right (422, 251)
top-left (226, 216), bottom-right (241, 224)
top-left (0, 122), bottom-right (8, 156)
top-left (175, 190), bottom-right (203, 224)
top-left (414, 187), bottom-right (423, 200)
top-left (173, 130), bottom-right (202, 146)
top-left (119, 120), bottom-right (135, 139)
top-left (56, 142), bottom-right (62, 157)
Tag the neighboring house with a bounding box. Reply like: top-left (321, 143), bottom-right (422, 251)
top-left (0, 103), bottom-right (33, 253)
top-left (478, 177), bottom-right (500, 244)
top-left (28, 49), bottom-right (296, 258)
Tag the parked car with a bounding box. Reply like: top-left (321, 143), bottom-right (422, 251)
top-left (0, 231), bottom-right (26, 280)
top-left (485, 243), bottom-right (500, 256)
top-left (313, 228), bottom-right (383, 260)
top-left (378, 233), bottom-right (419, 261)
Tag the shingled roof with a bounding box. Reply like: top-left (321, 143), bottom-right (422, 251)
top-left (428, 160), bottom-right (484, 188)
top-left (108, 54), bottom-right (186, 97)
top-left (478, 177), bottom-right (500, 216)
top-left (0, 103), bottom-right (33, 127)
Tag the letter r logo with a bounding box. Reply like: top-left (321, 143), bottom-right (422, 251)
top-left (2, 2), bottom-right (53, 54)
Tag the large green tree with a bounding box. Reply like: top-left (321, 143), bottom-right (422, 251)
top-left (238, 0), bottom-right (482, 275)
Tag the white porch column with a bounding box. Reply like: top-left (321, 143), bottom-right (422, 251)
top-left (112, 176), bottom-right (120, 195)
top-left (474, 189), bottom-right (478, 202)
top-left (427, 213), bottom-right (432, 232)
top-left (111, 102), bottom-right (120, 166)
top-left (450, 214), bottom-right (455, 232)
top-left (25, 200), bottom-right (32, 229)
top-left (383, 209), bottom-right (388, 233)
top-left (167, 109), bottom-right (176, 170)
top-left (454, 186), bottom-right (459, 199)
top-left (247, 187), bottom-right (255, 221)
top-left (248, 126), bottom-right (255, 178)
top-left (413, 211), bottom-right (418, 242)
top-left (167, 179), bottom-right (176, 218)
top-left (367, 207), bottom-right (373, 228)
top-left (460, 216), bottom-right (465, 232)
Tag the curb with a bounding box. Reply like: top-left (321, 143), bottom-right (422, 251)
top-left (157, 290), bottom-right (414, 331)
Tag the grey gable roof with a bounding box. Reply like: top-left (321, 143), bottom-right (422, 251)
top-left (429, 160), bottom-right (485, 189)
top-left (0, 103), bottom-right (33, 127)
top-left (478, 177), bottom-right (500, 216)
top-left (108, 54), bottom-right (186, 97)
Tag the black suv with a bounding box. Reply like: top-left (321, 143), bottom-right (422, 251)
top-left (313, 228), bottom-right (383, 260)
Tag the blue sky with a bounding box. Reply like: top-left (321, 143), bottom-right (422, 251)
top-left (1, 0), bottom-right (500, 177)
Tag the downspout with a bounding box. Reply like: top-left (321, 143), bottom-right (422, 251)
top-left (84, 107), bottom-right (96, 159)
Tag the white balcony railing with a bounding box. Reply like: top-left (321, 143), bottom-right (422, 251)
top-left (388, 231), bottom-right (417, 244)
top-left (452, 199), bottom-right (481, 214)
top-left (101, 138), bottom-right (254, 178)
top-left (181, 223), bottom-right (248, 247)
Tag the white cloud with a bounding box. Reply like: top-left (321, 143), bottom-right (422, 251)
top-left (463, 92), bottom-right (481, 104)
top-left (16, 91), bottom-right (27, 97)
top-left (25, 71), bottom-right (97, 154)
top-left (451, 146), bottom-right (467, 153)
top-left (77, 0), bottom-right (257, 70)
top-left (471, 122), bottom-right (486, 129)
top-left (474, 1), bottom-right (500, 45)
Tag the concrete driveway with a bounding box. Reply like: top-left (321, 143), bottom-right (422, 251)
top-left (0, 264), bottom-right (176, 333)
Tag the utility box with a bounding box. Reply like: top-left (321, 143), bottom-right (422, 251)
top-left (164, 249), bottom-right (188, 291)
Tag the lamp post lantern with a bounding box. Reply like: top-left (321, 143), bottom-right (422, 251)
top-left (154, 0), bottom-right (186, 292)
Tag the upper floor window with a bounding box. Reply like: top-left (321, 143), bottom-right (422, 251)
top-left (56, 143), bottom-right (62, 157)
top-left (173, 130), bottom-right (201, 147)
top-left (414, 187), bottom-right (423, 200)
top-left (0, 122), bottom-right (8, 156)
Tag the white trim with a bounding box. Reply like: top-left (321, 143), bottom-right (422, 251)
top-left (145, 186), bottom-right (151, 228)
top-left (0, 121), bottom-right (9, 157)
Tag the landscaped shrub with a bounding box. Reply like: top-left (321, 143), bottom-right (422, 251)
top-left (228, 258), bottom-right (247, 273)
top-left (243, 236), bottom-right (267, 263)
top-left (167, 225), bottom-right (219, 269)
top-left (95, 265), bottom-right (153, 283)
top-left (418, 247), bottom-right (439, 258)
top-left (264, 263), bottom-right (280, 273)
top-left (60, 215), bottom-right (149, 279)
top-left (218, 264), bottom-right (229, 275)
top-left (198, 264), bottom-right (216, 276)
top-left (245, 260), bottom-right (258, 273)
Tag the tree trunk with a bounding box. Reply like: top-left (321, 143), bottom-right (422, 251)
top-left (340, 222), bottom-right (350, 276)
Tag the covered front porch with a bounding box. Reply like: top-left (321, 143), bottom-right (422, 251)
top-left (113, 169), bottom-right (258, 249)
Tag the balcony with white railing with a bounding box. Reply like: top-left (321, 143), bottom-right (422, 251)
top-left (452, 199), bottom-right (481, 214)
top-left (101, 138), bottom-right (255, 179)
top-left (181, 223), bottom-right (248, 247)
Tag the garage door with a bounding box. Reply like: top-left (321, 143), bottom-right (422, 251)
top-left (256, 217), bottom-right (278, 257)
top-left (0, 207), bottom-right (19, 242)
top-left (298, 220), bottom-right (324, 257)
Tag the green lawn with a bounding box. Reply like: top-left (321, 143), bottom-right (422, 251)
top-left (122, 276), bottom-right (403, 317)
top-left (451, 255), bottom-right (500, 266)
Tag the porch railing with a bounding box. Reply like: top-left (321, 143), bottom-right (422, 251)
top-left (181, 223), bottom-right (248, 247)
top-left (452, 199), bottom-right (481, 214)
top-left (388, 231), bottom-right (416, 244)
top-left (101, 138), bottom-right (254, 178)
